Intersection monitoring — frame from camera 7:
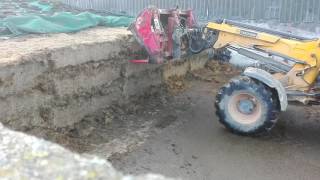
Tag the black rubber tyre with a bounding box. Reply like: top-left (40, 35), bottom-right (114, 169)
top-left (215, 76), bottom-right (280, 136)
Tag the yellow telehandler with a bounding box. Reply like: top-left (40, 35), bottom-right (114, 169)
top-left (131, 7), bottom-right (320, 135)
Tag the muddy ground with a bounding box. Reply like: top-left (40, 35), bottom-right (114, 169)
top-left (106, 62), bottom-right (320, 180)
top-left (7, 55), bottom-right (320, 179)
top-left (20, 61), bottom-right (235, 155)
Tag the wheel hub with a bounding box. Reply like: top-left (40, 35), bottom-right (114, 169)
top-left (237, 99), bottom-right (256, 115)
top-left (228, 92), bottom-right (262, 124)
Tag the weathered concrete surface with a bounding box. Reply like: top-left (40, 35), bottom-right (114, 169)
top-left (0, 123), bottom-right (176, 180)
top-left (0, 27), bottom-right (209, 132)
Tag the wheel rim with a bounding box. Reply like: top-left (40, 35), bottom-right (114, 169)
top-left (228, 92), bottom-right (262, 124)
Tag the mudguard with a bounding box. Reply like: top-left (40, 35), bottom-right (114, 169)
top-left (244, 67), bottom-right (288, 111)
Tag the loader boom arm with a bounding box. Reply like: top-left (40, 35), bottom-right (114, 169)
top-left (130, 7), bottom-right (320, 91)
top-left (206, 20), bottom-right (320, 90)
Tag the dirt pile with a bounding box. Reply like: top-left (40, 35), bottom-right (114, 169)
top-left (165, 76), bottom-right (189, 94)
top-left (191, 60), bottom-right (241, 83)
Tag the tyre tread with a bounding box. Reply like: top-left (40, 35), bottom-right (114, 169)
top-left (215, 75), bottom-right (280, 136)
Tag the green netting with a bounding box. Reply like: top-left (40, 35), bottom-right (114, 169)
top-left (0, 0), bottom-right (134, 37)
top-left (0, 12), bottom-right (134, 36)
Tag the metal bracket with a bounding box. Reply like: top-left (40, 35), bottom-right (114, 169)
top-left (244, 67), bottom-right (288, 111)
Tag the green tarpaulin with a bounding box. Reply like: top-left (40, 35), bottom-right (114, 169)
top-left (0, 0), bottom-right (134, 37)
top-left (0, 12), bottom-right (133, 36)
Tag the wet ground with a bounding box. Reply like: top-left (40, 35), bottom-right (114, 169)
top-left (109, 67), bottom-right (320, 180)
top-left (19, 60), bottom-right (320, 179)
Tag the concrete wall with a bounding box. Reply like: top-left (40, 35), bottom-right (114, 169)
top-left (0, 122), bottom-right (176, 180)
top-left (0, 27), bottom-right (209, 131)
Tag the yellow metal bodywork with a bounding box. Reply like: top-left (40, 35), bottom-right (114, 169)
top-left (207, 22), bottom-right (320, 90)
